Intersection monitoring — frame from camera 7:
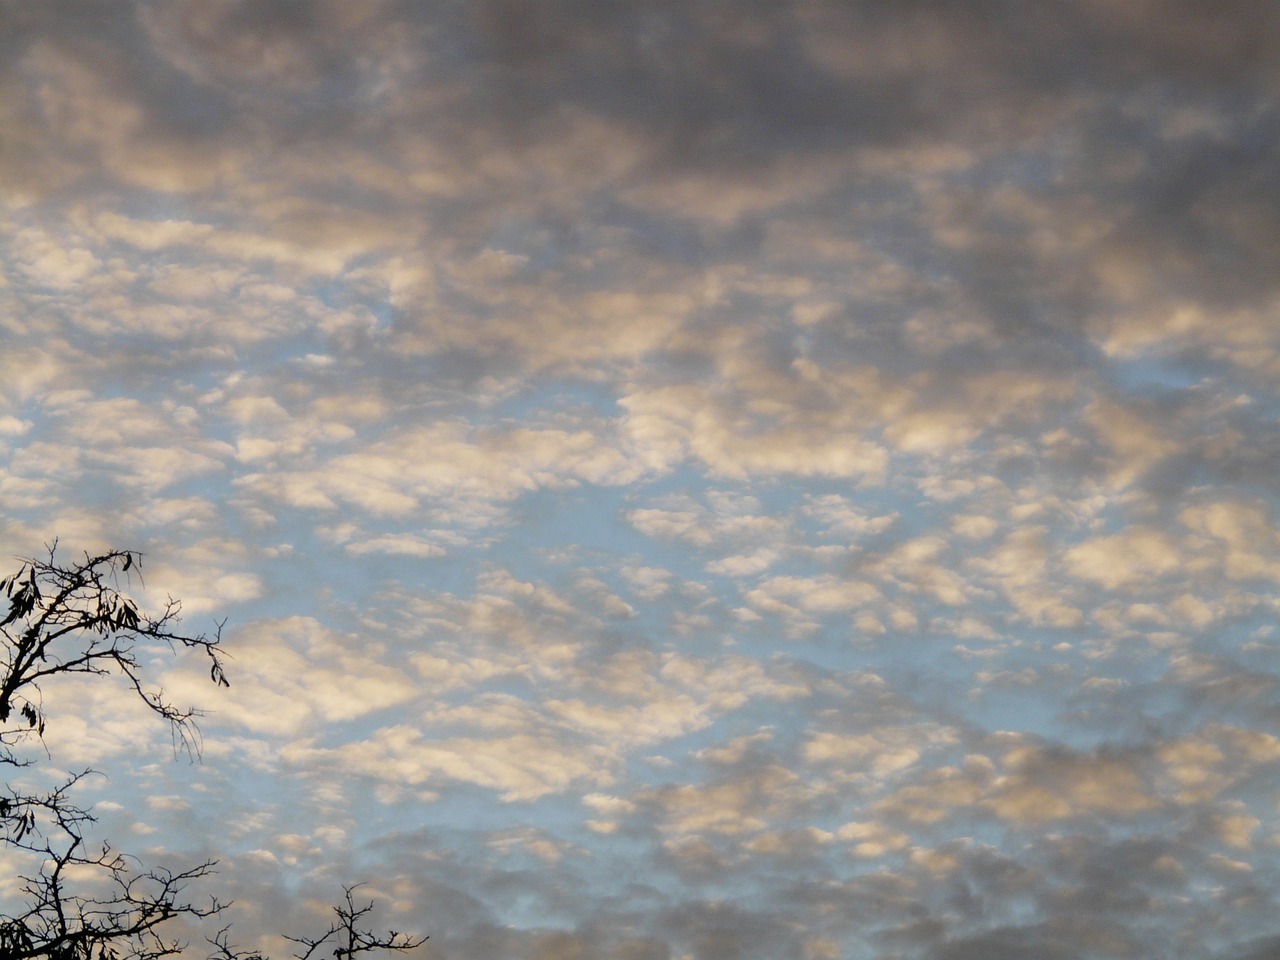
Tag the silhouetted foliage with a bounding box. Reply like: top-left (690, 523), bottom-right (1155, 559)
top-left (0, 545), bottom-right (425, 960)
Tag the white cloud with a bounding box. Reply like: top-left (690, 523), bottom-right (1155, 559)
top-left (164, 617), bottom-right (418, 736)
top-left (237, 421), bottom-right (645, 521)
top-left (968, 526), bottom-right (1084, 627)
top-left (805, 724), bottom-right (955, 780)
top-left (11, 226), bottom-right (100, 286)
top-left (746, 575), bottom-right (880, 621)
top-left (837, 820), bottom-right (911, 858)
top-left (291, 724), bottom-right (613, 803)
top-left (342, 533), bottom-right (448, 558)
top-left (1064, 527), bottom-right (1183, 590)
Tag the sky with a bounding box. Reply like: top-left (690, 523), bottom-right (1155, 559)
top-left (2, 1), bottom-right (1280, 958)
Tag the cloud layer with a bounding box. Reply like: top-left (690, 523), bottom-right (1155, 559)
top-left (4, 1), bottom-right (1280, 957)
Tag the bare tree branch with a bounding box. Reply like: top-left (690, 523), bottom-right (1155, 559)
top-left (0, 545), bottom-right (424, 960)
top-left (0, 546), bottom-right (227, 764)
top-left (283, 887), bottom-right (427, 960)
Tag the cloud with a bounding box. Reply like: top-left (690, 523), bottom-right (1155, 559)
top-left (984, 742), bottom-right (1159, 825)
top-left (5, 0), bottom-right (1280, 956)
top-left (235, 419), bottom-right (646, 525)
top-left (805, 723), bottom-right (957, 782)
top-left (1180, 499), bottom-right (1280, 583)
top-left (1064, 527), bottom-right (1184, 591)
top-left (646, 763), bottom-right (815, 838)
top-left (1158, 724), bottom-right (1280, 803)
top-left (620, 378), bottom-right (890, 482)
top-left (164, 616), bottom-right (418, 737)
top-left (293, 722), bottom-right (614, 803)
top-left (968, 526), bottom-right (1085, 628)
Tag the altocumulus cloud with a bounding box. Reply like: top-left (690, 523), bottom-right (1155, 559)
top-left (3, 1), bottom-right (1280, 957)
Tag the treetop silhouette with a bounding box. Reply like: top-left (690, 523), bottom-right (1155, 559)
top-left (0, 545), bottom-right (424, 960)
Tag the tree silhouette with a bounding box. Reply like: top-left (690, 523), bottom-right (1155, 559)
top-left (0, 545), bottom-right (425, 960)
